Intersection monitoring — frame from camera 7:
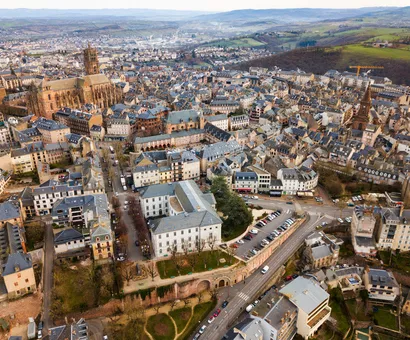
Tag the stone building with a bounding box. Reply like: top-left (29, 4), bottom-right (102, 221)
top-left (84, 43), bottom-right (100, 75)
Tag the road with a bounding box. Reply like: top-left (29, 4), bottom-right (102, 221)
top-left (41, 216), bottom-right (53, 334)
top-left (195, 211), bottom-right (332, 340)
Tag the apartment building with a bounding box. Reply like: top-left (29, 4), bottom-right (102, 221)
top-left (206, 114), bottom-right (229, 131)
top-left (106, 116), bottom-right (130, 137)
top-left (0, 169), bottom-right (11, 196)
top-left (377, 207), bottom-right (410, 251)
top-left (0, 123), bottom-right (11, 145)
top-left (209, 99), bottom-right (240, 114)
top-left (11, 142), bottom-right (71, 174)
top-left (279, 277), bottom-right (331, 339)
top-left (140, 180), bottom-right (221, 258)
top-left (55, 108), bottom-right (103, 136)
top-left (198, 140), bottom-right (243, 174)
top-left (277, 167), bottom-right (319, 195)
top-left (247, 165), bottom-right (271, 192)
top-left (228, 114), bottom-right (249, 131)
top-left (363, 268), bottom-right (399, 303)
top-left (351, 206), bottom-right (377, 257)
top-left (32, 179), bottom-right (83, 216)
top-left (232, 172), bottom-right (258, 193)
top-left (133, 150), bottom-right (200, 188)
top-left (32, 117), bottom-right (71, 144)
top-left (54, 228), bottom-right (86, 255)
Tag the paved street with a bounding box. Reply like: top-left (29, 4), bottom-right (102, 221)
top-left (41, 216), bottom-right (53, 333)
top-left (194, 211), bottom-right (331, 340)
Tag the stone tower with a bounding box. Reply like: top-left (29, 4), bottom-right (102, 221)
top-left (351, 86), bottom-right (372, 131)
top-left (84, 43), bottom-right (99, 75)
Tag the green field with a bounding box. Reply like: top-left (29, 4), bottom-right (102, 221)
top-left (342, 44), bottom-right (410, 61)
top-left (205, 38), bottom-right (265, 48)
top-left (146, 314), bottom-right (176, 340)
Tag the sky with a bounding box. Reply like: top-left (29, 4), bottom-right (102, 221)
top-left (1, 0), bottom-right (408, 12)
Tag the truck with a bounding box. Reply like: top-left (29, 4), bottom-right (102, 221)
top-left (27, 317), bottom-right (36, 340)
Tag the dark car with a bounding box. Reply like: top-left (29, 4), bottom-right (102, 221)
top-left (222, 300), bottom-right (229, 308)
top-left (286, 201), bottom-right (293, 205)
top-left (135, 240), bottom-right (140, 246)
top-left (244, 235), bottom-right (251, 241)
top-left (292, 273), bottom-right (299, 279)
top-left (267, 235), bottom-right (275, 241)
top-left (38, 321), bottom-right (43, 331)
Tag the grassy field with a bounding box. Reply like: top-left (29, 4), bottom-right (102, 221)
top-left (146, 314), bottom-right (176, 340)
top-left (169, 307), bottom-right (192, 334)
top-left (373, 307), bottom-right (398, 330)
top-left (342, 44), bottom-right (410, 61)
top-left (205, 38), bottom-right (265, 48)
top-left (156, 250), bottom-right (237, 279)
top-left (179, 300), bottom-right (217, 340)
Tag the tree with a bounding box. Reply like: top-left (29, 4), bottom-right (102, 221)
top-left (170, 300), bottom-right (178, 311)
top-left (183, 299), bottom-right (191, 308)
top-left (207, 235), bottom-right (217, 253)
top-left (153, 304), bottom-right (161, 315)
top-left (197, 291), bottom-right (204, 304)
top-left (122, 265), bottom-right (135, 286)
top-left (145, 261), bottom-right (157, 282)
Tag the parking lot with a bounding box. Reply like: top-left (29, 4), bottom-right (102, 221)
top-left (233, 208), bottom-right (295, 259)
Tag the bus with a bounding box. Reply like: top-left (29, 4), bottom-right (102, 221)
top-left (109, 146), bottom-right (114, 154)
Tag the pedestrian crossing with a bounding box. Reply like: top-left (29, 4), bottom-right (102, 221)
top-left (238, 292), bottom-right (250, 301)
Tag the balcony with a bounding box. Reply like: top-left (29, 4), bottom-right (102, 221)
top-left (307, 306), bottom-right (331, 329)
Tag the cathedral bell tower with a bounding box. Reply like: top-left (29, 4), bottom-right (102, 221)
top-left (351, 86), bottom-right (372, 131)
top-left (84, 43), bottom-right (100, 75)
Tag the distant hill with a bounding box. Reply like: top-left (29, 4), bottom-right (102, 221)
top-left (194, 7), bottom-right (398, 23)
top-left (234, 46), bottom-right (410, 85)
top-left (0, 8), bottom-right (213, 21)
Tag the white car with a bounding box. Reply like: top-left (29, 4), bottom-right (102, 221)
top-left (252, 196), bottom-right (259, 200)
top-left (337, 218), bottom-right (344, 223)
top-left (117, 256), bottom-right (125, 262)
top-left (237, 239), bottom-right (245, 244)
top-left (199, 325), bottom-right (206, 334)
top-left (250, 229), bottom-right (259, 234)
top-left (124, 201), bottom-right (129, 205)
top-left (115, 192), bottom-right (119, 197)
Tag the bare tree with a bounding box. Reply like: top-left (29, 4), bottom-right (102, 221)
top-left (183, 299), bottom-right (191, 308)
top-left (145, 261), bottom-right (157, 282)
top-left (207, 235), bottom-right (217, 252)
top-left (170, 300), bottom-right (178, 311)
top-left (153, 304), bottom-right (161, 315)
top-left (210, 289), bottom-right (218, 300)
top-left (168, 244), bottom-right (182, 275)
top-left (122, 265), bottom-right (134, 286)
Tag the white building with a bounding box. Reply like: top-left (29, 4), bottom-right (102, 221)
top-left (229, 114), bottom-right (249, 130)
top-left (363, 268), bottom-right (399, 302)
top-left (351, 206), bottom-right (377, 257)
top-left (106, 117), bottom-right (130, 137)
top-left (279, 277), bottom-right (331, 339)
top-left (277, 167), bottom-right (318, 195)
top-left (377, 207), bottom-right (410, 251)
top-left (206, 114), bottom-right (229, 131)
top-left (54, 228), bottom-right (86, 254)
top-left (140, 180), bottom-right (222, 258)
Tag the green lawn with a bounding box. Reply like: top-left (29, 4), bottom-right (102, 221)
top-left (169, 307), bottom-right (192, 334)
top-left (205, 38), bottom-right (265, 48)
top-left (156, 251), bottom-right (237, 279)
top-left (374, 307), bottom-right (398, 330)
top-left (179, 300), bottom-right (217, 340)
top-left (345, 299), bottom-right (371, 321)
top-left (401, 314), bottom-right (410, 335)
top-left (343, 44), bottom-right (410, 61)
top-left (330, 300), bottom-right (350, 335)
top-left (146, 314), bottom-right (176, 340)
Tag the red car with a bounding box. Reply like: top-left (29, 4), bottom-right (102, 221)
top-left (230, 243), bottom-right (239, 248)
top-left (213, 308), bottom-right (221, 317)
top-left (285, 275), bottom-right (293, 282)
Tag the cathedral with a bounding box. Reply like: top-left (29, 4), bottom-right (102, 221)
top-left (351, 86), bottom-right (372, 131)
top-left (27, 45), bottom-right (121, 119)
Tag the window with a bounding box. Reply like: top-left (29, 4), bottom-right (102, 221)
top-left (174, 232), bottom-right (176, 236)
top-left (159, 235), bottom-right (162, 239)
top-left (25, 278), bottom-right (29, 283)
top-left (159, 242), bottom-right (162, 247)
top-left (181, 230), bottom-right (184, 235)
top-left (14, 282), bottom-right (18, 286)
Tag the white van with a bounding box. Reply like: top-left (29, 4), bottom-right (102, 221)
top-left (261, 265), bottom-right (269, 274)
top-left (246, 304), bottom-right (254, 312)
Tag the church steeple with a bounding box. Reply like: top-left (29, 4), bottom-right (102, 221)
top-left (83, 43), bottom-right (100, 75)
top-left (351, 86), bottom-right (372, 131)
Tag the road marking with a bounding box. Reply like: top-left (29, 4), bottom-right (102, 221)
top-left (238, 292), bottom-right (249, 301)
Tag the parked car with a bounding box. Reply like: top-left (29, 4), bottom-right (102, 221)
top-left (285, 275), bottom-right (293, 281)
top-left (213, 308), bottom-right (221, 317)
top-left (337, 218), bottom-right (344, 223)
top-left (208, 316), bottom-right (215, 324)
top-left (250, 229), bottom-right (259, 234)
top-left (246, 304), bottom-right (254, 312)
top-left (193, 333), bottom-right (201, 340)
top-left (220, 244), bottom-right (228, 249)
top-left (199, 325), bottom-right (206, 334)
top-left (222, 300), bottom-right (229, 308)
top-left (286, 201), bottom-right (293, 205)
top-left (135, 240), bottom-right (140, 246)
top-left (252, 196), bottom-right (259, 200)
top-left (236, 239), bottom-right (244, 244)
top-left (230, 243), bottom-right (239, 248)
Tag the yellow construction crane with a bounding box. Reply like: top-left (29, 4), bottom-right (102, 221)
top-left (349, 65), bottom-right (384, 77)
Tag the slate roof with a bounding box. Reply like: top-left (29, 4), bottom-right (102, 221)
top-left (2, 253), bottom-right (32, 276)
top-left (0, 202), bottom-right (20, 222)
top-left (54, 228), bottom-right (84, 245)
